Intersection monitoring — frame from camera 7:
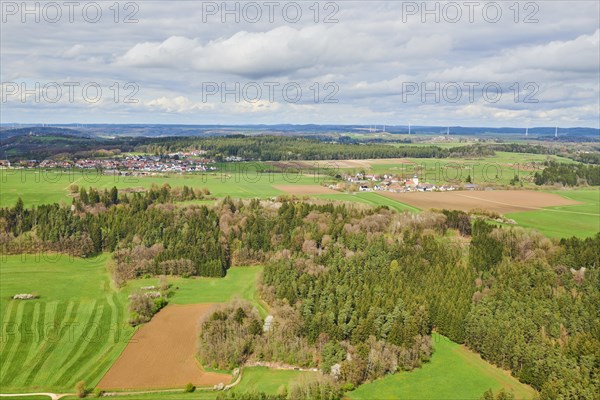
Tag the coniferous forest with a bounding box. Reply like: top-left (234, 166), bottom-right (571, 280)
top-left (0, 187), bottom-right (598, 398)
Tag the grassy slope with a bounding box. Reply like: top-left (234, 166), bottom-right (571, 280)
top-left (128, 266), bottom-right (268, 317)
top-left (0, 254), bottom-right (134, 392)
top-left (348, 333), bottom-right (535, 400)
top-left (506, 189), bottom-right (600, 238)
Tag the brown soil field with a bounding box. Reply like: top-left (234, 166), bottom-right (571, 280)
top-left (98, 304), bottom-right (231, 390)
top-left (380, 190), bottom-right (580, 214)
top-left (274, 185), bottom-right (339, 195)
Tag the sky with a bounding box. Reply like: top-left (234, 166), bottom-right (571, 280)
top-left (1, 0), bottom-right (599, 127)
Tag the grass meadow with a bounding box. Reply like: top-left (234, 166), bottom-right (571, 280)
top-left (345, 152), bottom-right (575, 186)
top-left (0, 254), bottom-right (265, 393)
top-left (60, 367), bottom-right (317, 399)
top-left (348, 333), bottom-right (536, 400)
top-left (128, 266), bottom-right (268, 317)
top-left (0, 254), bottom-right (133, 392)
top-left (0, 166), bottom-right (329, 208)
top-left (506, 189), bottom-right (600, 238)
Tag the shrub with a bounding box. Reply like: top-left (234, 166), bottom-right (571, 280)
top-left (184, 383), bottom-right (196, 392)
top-left (75, 381), bottom-right (87, 398)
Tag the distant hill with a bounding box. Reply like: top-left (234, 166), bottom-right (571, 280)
top-left (2, 124), bottom-right (598, 140)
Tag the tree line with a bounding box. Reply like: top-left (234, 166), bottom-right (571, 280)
top-left (533, 161), bottom-right (600, 186)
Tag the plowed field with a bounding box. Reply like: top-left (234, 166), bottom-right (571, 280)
top-left (98, 304), bottom-right (231, 390)
top-left (380, 190), bottom-right (580, 213)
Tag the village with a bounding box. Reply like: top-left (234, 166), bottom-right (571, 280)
top-left (0, 152), bottom-right (218, 175)
top-left (331, 172), bottom-right (465, 193)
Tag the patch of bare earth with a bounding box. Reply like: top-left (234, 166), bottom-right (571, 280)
top-left (380, 190), bottom-right (580, 214)
top-left (98, 304), bottom-right (231, 390)
top-left (274, 185), bottom-right (339, 195)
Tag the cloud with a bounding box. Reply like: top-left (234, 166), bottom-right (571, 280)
top-left (0, 2), bottom-right (598, 126)
top-left (117, 25), bottom-right (365, 79)
top-left (146, 96), bottom-right (214, 113)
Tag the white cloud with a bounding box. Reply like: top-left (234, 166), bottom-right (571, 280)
top-left (0, 1), bottom-right (598, 126)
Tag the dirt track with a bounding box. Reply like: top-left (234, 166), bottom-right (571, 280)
top-left (98, 304), bottom-right (231, 390)
top-left (381, 190), bottom-right (580, 213)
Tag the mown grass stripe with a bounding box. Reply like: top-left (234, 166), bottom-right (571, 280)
top-left (23, 301), bottom-right (75, 386)
top-left (56, 300), bottom-right (100, 372)
top-left (0, 301), bottom-right (25, 379)
top-left (14, 302), bottom-right (46, 388)
top-left (1, 301), bottom-right (36, 386)
top-left (74, 294), bottom-right (120, 385)
top-left (0, 301), bottom-right (18, 355)
top-left (56, 300), bottom-right (111, 386)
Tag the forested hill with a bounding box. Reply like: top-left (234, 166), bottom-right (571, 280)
top-left (1, 132), bottom-right (493, 161)
top-left (1, 190), bottom-right (598, 398)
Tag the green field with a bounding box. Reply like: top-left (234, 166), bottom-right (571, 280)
top-left (348, 333), bottom-right (535, 400)
top-left (314, 192), bottom-right (419, 213)
top-left (507, 189), bottom-right (600, 238)
top-left (348, 152), bottom-right (575, 186)
top-left (0, 167), bottom-right (330, 208)
top-left (0, 152), bottom-right (574, 208)
top-left (59, 367), bottom-right (316, 399)
top-left (0, 254), bottom-right (133, 392)
top-left (0, 254), bottom-right (265, 393)
top-left (128, 266), bottom-right (268, 317)
top-left (1, 397), bottom-right (51, 400)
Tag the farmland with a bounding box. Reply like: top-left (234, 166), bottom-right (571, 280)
top-left (98, 304), bottom-right (231, 390)
top-left (380, 190), bottom-right (580, 214)
top-left (507, 189), bottom-right (600, 238)
top-left (127, 266), bottom-right (268, 317)
top-left (0, 167), bottom-right (329, 208)
top-left (0, 255), bottom-right (264, 393)
top-left (1, 167), bottom-right (598, 240)
top-left (0, 254), bottom-right (133, 392)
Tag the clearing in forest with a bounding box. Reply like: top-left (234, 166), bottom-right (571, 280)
top-left (98, 304), bottom-right (231, 390)
top-left (349, 333), bottom-right (536, 400)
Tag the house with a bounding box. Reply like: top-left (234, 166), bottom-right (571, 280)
top-left (359, 185), bottom-right (371, 192)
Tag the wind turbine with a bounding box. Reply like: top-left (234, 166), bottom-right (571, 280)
top-left (525, 127), bottom-right (528, 137)
top-left (555, 126), bottom-right (558, 138)
top-left (408, 123), bottom-right (411, 135)
top-left (447, 126), bottom-right (450, 136)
